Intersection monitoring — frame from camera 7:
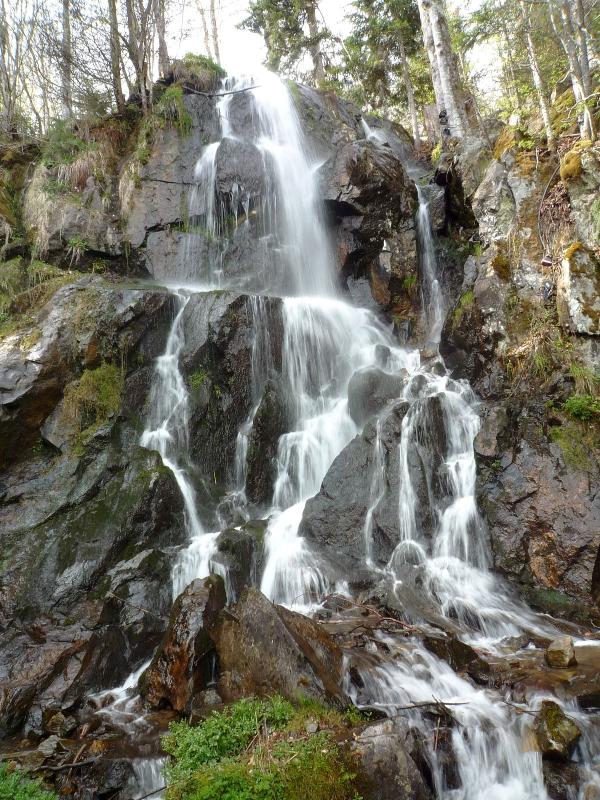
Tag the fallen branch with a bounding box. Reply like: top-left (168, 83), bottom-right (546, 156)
top-left (182, 84), bottom-right (260, 98)
top-left (32, 758), bottom-right (96, 772)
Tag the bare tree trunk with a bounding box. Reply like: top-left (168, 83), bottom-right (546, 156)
top-left (306, 0), bottom-right (326, 86)
top-left (197, 1), bottom-right (213, 59)
top-left (209, 0), bottom-right (221, 64)
top-left (420, 0), bottom-right (468, 138)
top-left (573, 0), bottom-right (592, 95)
top-left (155, 0), bottom-right (169, 76)
top-left (398, 35), bottom-right (420, 147)
top-left (519, 0), bottom-right (555, 148)
top-left (108, 0), bottom-right (125, 112)
top-left (61, 0), bottom-right (72, 118)
top-left (416, 0), bottom-right (443, 130)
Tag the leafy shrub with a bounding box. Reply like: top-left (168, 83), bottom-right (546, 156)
top-left (0, 763), bottom-right (57, 800)
top-left (163, 697), bottom-right (295, 783)
top-left (563, 394), bottom-right (600, 421)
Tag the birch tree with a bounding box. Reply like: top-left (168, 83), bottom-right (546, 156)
top-left (417, 0), bottom-right (470, 138)
top-left (519, 0), bottom-right (555, 147)
top-left (60, 0), bottom-right (72, 118)
top-left (108, 0), bottom-right (125, 112)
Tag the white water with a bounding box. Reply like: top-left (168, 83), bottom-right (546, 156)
top-left (120, 71), bottom-right (598, 799)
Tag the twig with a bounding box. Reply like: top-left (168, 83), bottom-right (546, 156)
top-left (182, 84), bottom-right (261, 98)
top-left (106, 591), bottom-right (166, 621)
top-left (135, 786), bottom-right (167, 800)
top-left (32, 759), bottom-right (96, 772)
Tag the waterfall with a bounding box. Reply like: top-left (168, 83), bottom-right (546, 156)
top-left (122, 73), bottom-right (597, 800)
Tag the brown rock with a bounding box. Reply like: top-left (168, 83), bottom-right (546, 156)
top-left (140, 576), bottom-right (226, 712)
top-left (545, 637), bottom-right (577, 669)
top-left (214, 587), bottom-right (347, 706)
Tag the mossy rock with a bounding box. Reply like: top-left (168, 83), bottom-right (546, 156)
top-left (534, 700), bottom-right (581, 760)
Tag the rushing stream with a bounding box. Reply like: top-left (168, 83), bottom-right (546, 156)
top-left (100, 72), bottom-right (599, 799)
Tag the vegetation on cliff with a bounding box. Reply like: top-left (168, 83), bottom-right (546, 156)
top-left (162, 696), bottom-right (364, 800)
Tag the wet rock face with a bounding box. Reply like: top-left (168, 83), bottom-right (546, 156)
top-left (347, 367), bottom-right (407, 427)
top-left (181, 291), bottom-right (284, 500)
top-left (0, 279), bottom-right (188, 735)
top-left (140, 576), bottom-right (226, 712)
top-left (301, 392), bottom-right (451, 573)
top-left (213, 587), bottom-right (348, 706)
top-left (352, 718), bottom-right (433, 800)
top-left (478, 425), bottom-right (600, 618)
top-left (320, 140), bottom-right (418, 311)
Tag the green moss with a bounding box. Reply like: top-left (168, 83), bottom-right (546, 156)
top-left (491, 248), bottom-right (511, 281)
top-left (163, 696), bottom-right (361, 800)
top-left (549, 419), bottom-right (598, 472)
top-left (63, 362), bottom-right (124, 447)
top-left (560, 149), bottom-right (582, 182)
top-left (493, 126), bottom-right (516, 160)
top-left (451, 289), bottom-right (474, 329)
top-left (0, 763), bottom-right (57, 800)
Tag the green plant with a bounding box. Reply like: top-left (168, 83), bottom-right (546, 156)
top-left (562, 394), bottom-right (600, 421)
top-left (164, 697), bottom-right (295, 782)
top-left (188, 369), bottom-right (209, 392)
top-left (569, 362), bottom-right (600, 395)
top-left (0, 763), bottom-right (57, 800)
top-left (67, 235), bottom-right (88, 265)
top-left (155, 85), bottom-right (193, 136)
top-left (430, 141), bottom-right (442, 164)
top-left (162, 697), bottom-right (362, 800)
top-left (41, 119), bottom-right (88, 168)
top-left (402, 274), bottom-right (417, 294)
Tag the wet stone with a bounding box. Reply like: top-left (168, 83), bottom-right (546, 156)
top-left (534, 700), bottom-right (581, 760)
top-left (545, 637), bottom-right (577, 669)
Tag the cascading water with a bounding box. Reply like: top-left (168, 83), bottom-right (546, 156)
top-left (105, 71), bottom-right (599, 799)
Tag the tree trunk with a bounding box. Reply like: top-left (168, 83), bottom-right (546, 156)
top-left (573, 0), bottom-right (592, 96)
top-left (197, 1), bottom-right (213, 59)
top-left (155, 0), bottom-right (169, 76)
top-left (398, 35), bottom-right (420, 147)
top-left (548, 0), bottom-right (594, 137)
top-left (416, 0), bottom-right (443, 134)
top-left (306, 0), bottom-right (326, 86)
top-left (209, 0), bottom-right (221, 64)
top-left (421, 0), bottom-right (468, 137)
top-left (519, 0), bottom-right (555, 148)
top-left (108, 0), bottom-right (125, 112)
top-left (61, 0), bottom-right (72, 118)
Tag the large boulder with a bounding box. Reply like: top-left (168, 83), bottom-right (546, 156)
top-left (352, 718), bottom-right (433, 800)
top-left (301, 393), bottom-right (450, 572)
top-left (213, 587), bottom-right (348, 706)
top-left (140, 576), bottom-right (226, 712)
top-left (347, 367), bottom-right (406, 427)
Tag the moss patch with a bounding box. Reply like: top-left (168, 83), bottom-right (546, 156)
top-left (63, 362), bottom-right (124, 448)
top-left (493, 126), bottom-right (516, 160)
top-left (451, 289), bottom-right (474, 329)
